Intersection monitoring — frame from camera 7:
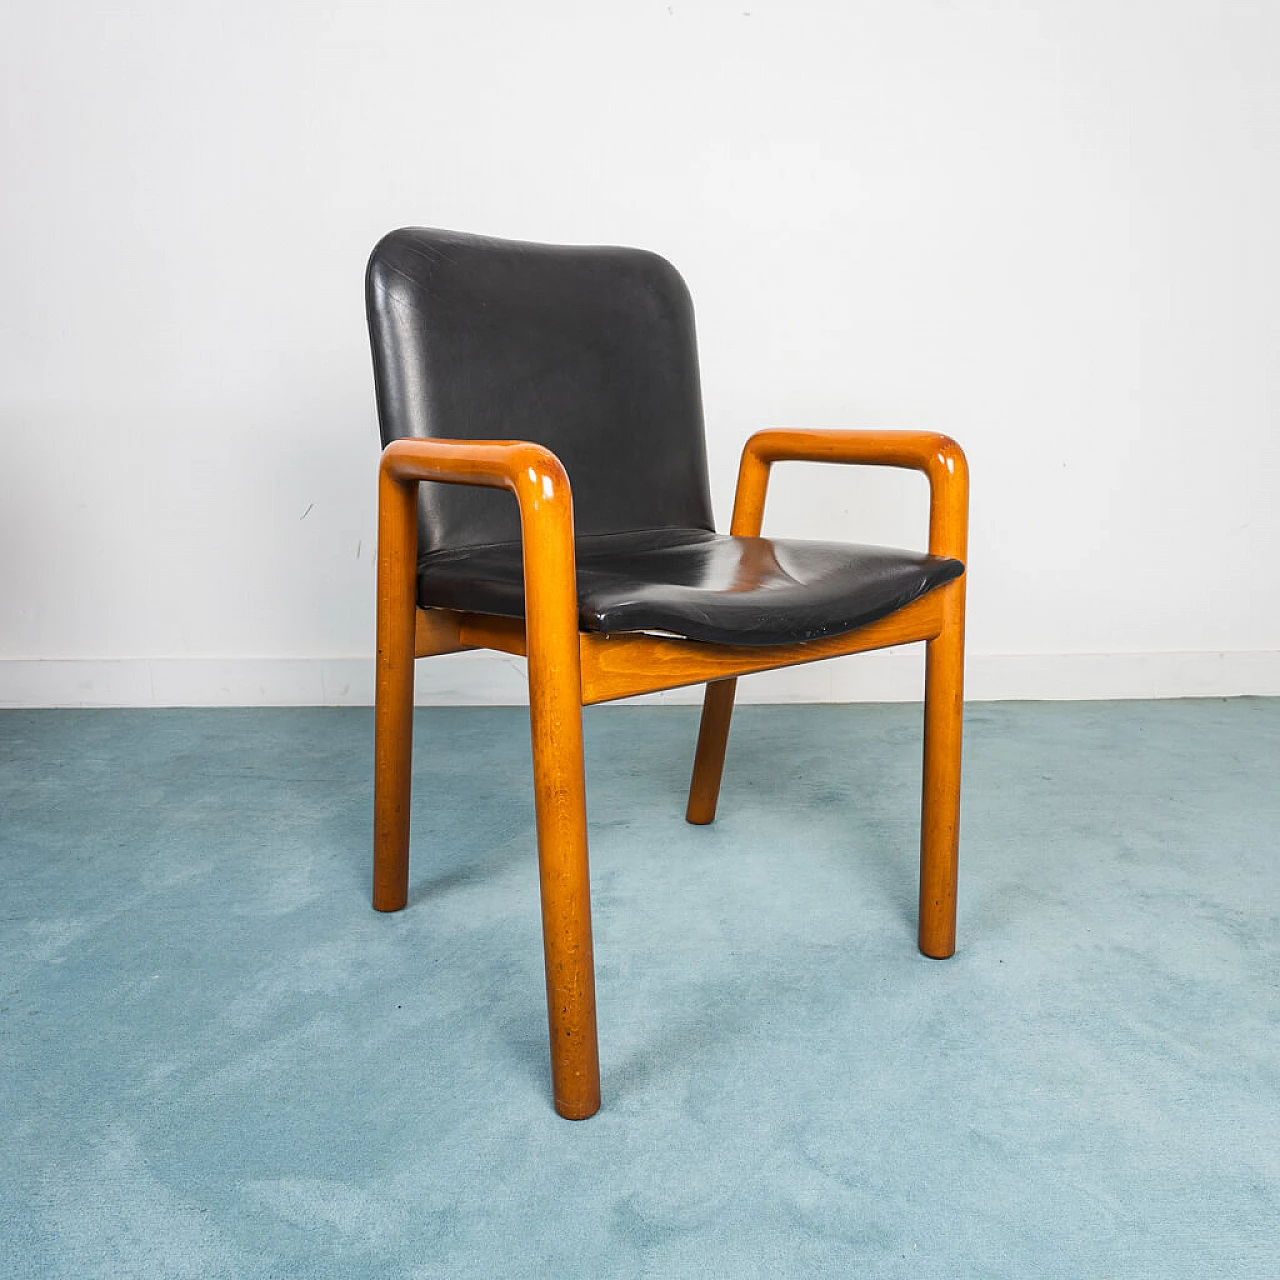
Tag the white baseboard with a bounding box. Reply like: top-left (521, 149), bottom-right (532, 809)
top-left (1, 648), bottom-right (1277, 708)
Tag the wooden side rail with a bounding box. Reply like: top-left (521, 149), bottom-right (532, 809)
top-left (580, 591), bottom-right (944, 705)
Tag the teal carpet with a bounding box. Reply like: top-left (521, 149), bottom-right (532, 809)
top-left (2, 700), bottom-right (1277, 1276)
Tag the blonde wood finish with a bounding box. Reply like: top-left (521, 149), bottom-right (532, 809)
top-left (459, 612), bottom-right (527, 657)
top-left (376, 438), bottom-right (599, 1119)
top-left (375, 427), bottom-right (968, 1117)
top-left (730, 429), bottom-right (968, 554)
top-left (686, 428), bottom-right (969, 958)
top-left (685, 678), bottom-right (737, 824)
top-left (373, 455), bottom-right (420, 915)
top-left (919, 578), bottom-right (966, 958)
top-left (414, 607), bottom-right (470, 658)
top-left (415, 609), bottom-right (530, 659)
top-left (517, 462), bottom-right (601, 1120)
top-left (581, 590), bottom-right (943, 706)
top-left (681, 456), bottom-right (768, 825)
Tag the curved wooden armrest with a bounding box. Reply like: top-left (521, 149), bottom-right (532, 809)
top-left (731, 428), bottom-right (969, 562)
top-left (379, 436), bottom-right (573, 527)
top-left (377, 437), bottom-right (582, 732)
top-left (378, 436), bottom-right (578, 625)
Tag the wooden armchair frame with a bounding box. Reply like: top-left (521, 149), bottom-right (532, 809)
top-left (374, 427), bottom-right (968, 1120)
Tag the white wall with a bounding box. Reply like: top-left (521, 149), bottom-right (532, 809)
top-left (2, 1), bottom-right (1277, 706)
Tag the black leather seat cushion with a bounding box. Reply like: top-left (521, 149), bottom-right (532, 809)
top-left (419, 527), bottom-right (963, 646)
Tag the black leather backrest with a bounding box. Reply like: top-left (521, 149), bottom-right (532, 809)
top-left (366, 227), bottom-right (715, 557)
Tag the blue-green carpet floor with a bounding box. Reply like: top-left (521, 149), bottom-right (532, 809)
top-left (2, 700), bottom-right (1277, 1277)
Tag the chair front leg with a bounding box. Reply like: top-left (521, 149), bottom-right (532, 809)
top-left (526, 633), bottom-right (600, 1119)
top-left (518, 452), bottom-right (601, 1119)
top-left (918, 581), bottom-right (966, 958)
top-left (686, 678), bottom-right (738, 824)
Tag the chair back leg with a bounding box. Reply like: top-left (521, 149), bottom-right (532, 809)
top-left (372, 645), bottom-right (415, 912)
top-left (686, 678), bottom-right (739, 824)
top-left (373, 474), bottom-right (420, 913)
top-left (918, 586), bottom-right (966, 958)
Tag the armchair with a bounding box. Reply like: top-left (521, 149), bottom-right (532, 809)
top-left (367, 228), bottom-right (968, 1119)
